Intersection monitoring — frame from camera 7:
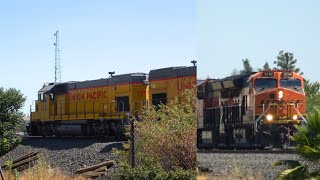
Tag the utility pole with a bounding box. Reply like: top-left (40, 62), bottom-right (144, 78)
top-left (54, 30), bottom-right (61, 83)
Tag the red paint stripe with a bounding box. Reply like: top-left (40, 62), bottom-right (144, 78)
top-left (70, 82), bottom-right (145, 91)
top-left (149, 75), bottom-right (196, 83)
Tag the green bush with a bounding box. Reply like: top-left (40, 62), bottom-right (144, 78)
top-left (304, 80), bottom-right (320, 112)
top-left (274, 108), bottom-right (320, 179)
top-left (116, 160), bottom-right (196, 180)
top-left (0, 87), bottom-right (26, 155)
top-left (115, 89), bottom-right (197, 179)
top-left (136, 89), bottom-right (197, 171)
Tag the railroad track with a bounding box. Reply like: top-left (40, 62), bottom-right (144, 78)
top-left (1, 151), bottom-right (39, 172)
top-left (75, 160), bottom-right (115, 178)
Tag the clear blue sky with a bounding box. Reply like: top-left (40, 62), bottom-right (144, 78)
top-left (198, 1), bottom-right (320, 81)
top-left (1, 1), bottom-right (319, 115)
top-left (0, 1), bottom-right (196, 114)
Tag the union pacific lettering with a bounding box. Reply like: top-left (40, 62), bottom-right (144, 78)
top-left (68, 90), bottom-right (108, 101)
top-left (87, 91), bottom-right (107, 100)
top-left (68, 92), bottom-right (85, 101)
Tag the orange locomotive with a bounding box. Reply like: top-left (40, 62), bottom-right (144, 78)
top-left (197, 70), bottom-right (306, 149)
top-left (29, 65), bottom-right (196, 137)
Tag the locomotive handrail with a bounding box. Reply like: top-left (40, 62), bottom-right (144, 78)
top-left (291, 103), bottom-right (308, 124)
top-left (206, 105), bottom-right (240, 110)
top-left (254, 104), bottom-right (271, 133)
top-left (219, 106), bottom-right (224, 133)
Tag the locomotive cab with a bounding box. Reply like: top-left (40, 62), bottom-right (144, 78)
top-left (250, 71), bottom-right (306, 123)
top-left (249, 71), bottom-right (306, 148)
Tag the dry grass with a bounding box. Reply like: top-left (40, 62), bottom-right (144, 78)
top-left (3, 155), bottom-right (89, 180)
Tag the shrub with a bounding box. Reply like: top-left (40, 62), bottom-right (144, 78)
top-left (136, 89), bottom-right (197, 171)
top-left (0, 88), bottom-right (26, 155)
top-left (116, 89), bottom-right (197, 179)
top-left (274, 107), bottom-right (320, 179)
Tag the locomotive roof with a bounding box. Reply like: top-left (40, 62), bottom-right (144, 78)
top-left (197, 79), bottom-right (206, 85)
top-left (204, 72), bottom-right (255, 90)
top-left (38, 73), bottom-right (147, 93)
top-left (38, 82), bottom-right (69, 94)
top-left (208, 72), bottom-right (255, 83)
top-left (38, 84), bottom-right (55, 93)
top-left (68, 73), bottom-right (147, 90)
top-left (149, 66), bottom-right (196, 80)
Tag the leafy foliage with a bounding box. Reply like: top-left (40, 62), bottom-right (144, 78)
top-left (274, 108), bottom-right (320, 179)
top-left (136, 89), bottom-right (197, 170)
top-left (116, 158), bottom-right (196, 180)
top-left (115, 89), bottom-right (197, 179)
top-left (262, 62), bottom-right (271, 70)
top-left (0, 87), bottom-right (26, 155)
top-left (258, 62), bottom-right (272, 71)
top-left (240, 59), bottom-right (253, 75)
top-left (273, 50), bottom-right (303, 74)
top-left (230, 69), bottom-right (240, 76)
top-left (304, 80), bottom-right (320, 112)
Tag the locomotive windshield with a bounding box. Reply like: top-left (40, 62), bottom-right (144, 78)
top-left (280, 78), bottom-right (301, 87)
top-left (254, 78), bottom-right (277, 90)
top-left (280, 78), bottom-right (302, 92)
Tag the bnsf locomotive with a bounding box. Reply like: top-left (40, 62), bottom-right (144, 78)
top-left (197, 70), bottom-right (306, 149)
top-left (29, 65), bottom-right (196, 137)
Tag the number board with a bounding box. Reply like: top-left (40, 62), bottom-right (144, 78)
top-left (263, 72), bottom-right (274, 77)
top-left (283, 72), bottom-right (293, 77)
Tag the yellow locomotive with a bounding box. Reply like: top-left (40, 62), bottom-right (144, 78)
top-left (29, 65), bottom-right (196, 137)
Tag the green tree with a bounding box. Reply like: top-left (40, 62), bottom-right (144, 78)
top-left (230, 69), bottom-right (240, 76)
top-left (273, 108), bottom-right (320, 179)
top-left (258, 62), bottom-right (272, 71)
top-left (273, 50), bottom-right (303, 74)
top-left (0, 87), bottom-right (26, 155)
top-left (304, 80), bottom-right (320, 112)
top-left (240, 59), bottom-right (253, 74)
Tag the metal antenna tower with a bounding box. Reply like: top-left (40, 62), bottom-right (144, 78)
top-left (54, 30), bottom-right (61, 83)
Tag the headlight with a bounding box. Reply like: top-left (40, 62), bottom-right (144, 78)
top-left (278, 90), bottom-right (284, 99)
top-left (293, 115), bottom-right (298, 120)
top-left (266, 114), bottom-right (273, 121)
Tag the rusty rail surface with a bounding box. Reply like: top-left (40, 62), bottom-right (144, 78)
top-left (76, 160), bottom-right (114, 178)
top-left (1, 151), bottom-right (39, 172)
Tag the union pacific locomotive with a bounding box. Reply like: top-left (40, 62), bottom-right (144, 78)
top-left (29, 65), bottom-right (196, 137)
top-left (197, 70), bottom-right (306, 149)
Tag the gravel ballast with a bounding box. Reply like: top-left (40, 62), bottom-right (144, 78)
top-left (197, 152), bottom-right (314, 179)
top-left (0, 137), bottom-right (123, 179)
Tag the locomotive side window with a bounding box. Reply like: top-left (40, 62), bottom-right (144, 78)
top-left (280, 78), bottom-right (302, 92)
top-left (152, 93), bottom-right (167, 106)
top-left (116, 96), bottom-right (130, 112)
top-left (50, 93), bottom-right (55, 101)
top-left (254, 78), bottom-right (277, 91)
top-left (38, 93), bottom-right (46, 102)
top-left (42, 94), bottom-right (46, 102)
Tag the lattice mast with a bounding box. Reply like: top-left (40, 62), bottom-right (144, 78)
top-left (54, 30), bottom-right (61, 83)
